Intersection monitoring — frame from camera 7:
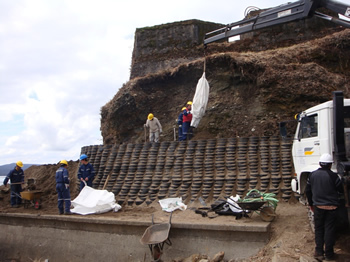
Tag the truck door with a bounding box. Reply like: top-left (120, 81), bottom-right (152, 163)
top-left (293, 114), bottom-right (320, 171)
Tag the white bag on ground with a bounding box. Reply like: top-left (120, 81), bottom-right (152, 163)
top-left (191, 72), bottom-right (210, 128)
top-left (71, 186), bottom-right (121, 215)
top-left (159, 197), bottom-right (187, 212)
top-left (227, 195), bottom-right (243, 213)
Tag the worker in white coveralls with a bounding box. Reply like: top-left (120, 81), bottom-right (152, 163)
top-left (144, 113), bottom-right (162, 143)
top-left (55, 160), bottom-right (72, 215)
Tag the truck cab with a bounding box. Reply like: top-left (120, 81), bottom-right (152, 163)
top-left (291, 92), bottom-right (350, 198)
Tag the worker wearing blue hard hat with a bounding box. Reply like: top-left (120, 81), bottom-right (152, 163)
top-left (77, 154), bottom-right (95, 191)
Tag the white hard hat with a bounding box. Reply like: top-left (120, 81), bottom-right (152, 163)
top-left (319, 153), bottom-right (333, 163)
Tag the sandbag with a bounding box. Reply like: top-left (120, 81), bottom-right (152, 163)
top-left (191, 72), bottom-right (210, 128)
top-left (71, 186), bottom-right (121, 215)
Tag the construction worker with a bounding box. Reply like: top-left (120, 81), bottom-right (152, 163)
top-left (144, 113), bottom-right (162, 143)
top-left (78, 154), bottom-right (95, 191)
top-left (55, 160), bottom-right (72, 215)
top-left (305, 153), bottom-right (343, 261)
top-left (182, 101), bottom-right (193, 141)
top-left (3, 161), bottom-right (24, 208)
top-left (177, 107), bottom-right (186, 141)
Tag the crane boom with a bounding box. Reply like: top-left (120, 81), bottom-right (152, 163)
top-left (204, 0), bottom-right (350, 45)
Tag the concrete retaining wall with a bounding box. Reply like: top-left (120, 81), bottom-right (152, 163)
top-left (0, 213), bottom-right (270, 261)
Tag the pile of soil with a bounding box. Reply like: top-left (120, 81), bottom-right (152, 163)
top-left (1, 163), bottom-right (349, 261)
top-left (0, 161), bottom-right (80, 213)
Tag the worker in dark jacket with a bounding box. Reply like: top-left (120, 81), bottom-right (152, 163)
top-left (305, 153), bottom-right (343, 261)
top-left (77, 154), bottom-right (95, 191)
top-left (177, 107), bottom-right (186, 141)
top-left (182, 101), bottom-right (193, 141)
top-left (3, 161), bottom-right (25, 208)
top-left (55, 160), bottom-right (72, 215)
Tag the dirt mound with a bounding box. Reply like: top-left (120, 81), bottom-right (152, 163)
top-left (0, 161), bottom-right (79, 213)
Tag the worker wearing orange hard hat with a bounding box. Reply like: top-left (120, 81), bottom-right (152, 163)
top-left (3, 161), bottom-right (25, 208)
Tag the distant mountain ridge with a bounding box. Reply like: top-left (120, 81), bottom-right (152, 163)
top-left (0, 163), bottom-right (35, 176)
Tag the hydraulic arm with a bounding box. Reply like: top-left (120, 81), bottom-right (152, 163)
top-left (204, 0), bottom-right (350, 45)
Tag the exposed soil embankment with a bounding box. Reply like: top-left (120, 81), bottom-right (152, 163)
top-left (101, 29), bottom-right (350, 145)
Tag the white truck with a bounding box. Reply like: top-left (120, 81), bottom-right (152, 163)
top-left (288, 91), bottom-right (350, 227)
top-left (203, 0), bottom-right (350, 226)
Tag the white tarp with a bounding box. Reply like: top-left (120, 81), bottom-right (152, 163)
top-left (71, 186), bottom-right (121, 215)
top-left (159, 197), bottom-right (187, 212)
top-left (191, 72), bottom-right (210, 128)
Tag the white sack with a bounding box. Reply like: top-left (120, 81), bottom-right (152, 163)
top-left (227, 195), bottom-right (243, 213)
top-left (191, 72), bottom-right (210, 128)
top-left (71, 186), bottom-right (121, 215)
top-left (159, 197), bottom-right (187, 212)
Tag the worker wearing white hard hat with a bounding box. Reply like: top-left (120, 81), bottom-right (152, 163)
top-left (305, 153), bottom-right (343, 260)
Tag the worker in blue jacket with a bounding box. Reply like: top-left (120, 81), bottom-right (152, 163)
top-left (77, 154), bottom-right (95, 191)
top-left (4, 161), bottom-right (25, 208)
top-left (55, 160), bottom-right (72, 215)
top-left (177, 107), bottom-right (186, 141)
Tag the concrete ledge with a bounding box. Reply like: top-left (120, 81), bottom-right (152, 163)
top-left (0, 213), bottom-right (270, 261)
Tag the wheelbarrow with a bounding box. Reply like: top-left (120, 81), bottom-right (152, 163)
top-left (236, 201), bottom-right (276, 222)
top-left (20, 190), bottom-right (43, 209)
top-left (140, 212), bottom-right (172, 262)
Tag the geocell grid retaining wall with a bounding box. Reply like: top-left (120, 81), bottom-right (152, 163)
top-left (80, 136), bottom-right (293, 205)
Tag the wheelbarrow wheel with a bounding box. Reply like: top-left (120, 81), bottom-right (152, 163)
top-left (24, 200), bottom-right (30, 209)
top-left (152, 244), bottom-right (162, 262)
top-left (260, 206), bottom-right (276, 222)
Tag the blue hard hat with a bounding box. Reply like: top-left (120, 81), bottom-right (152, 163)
top-left (80, 154), bottom-right (88, 161)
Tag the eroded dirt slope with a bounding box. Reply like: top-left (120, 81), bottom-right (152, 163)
top-left (101, 29), bottom-right (350, 145)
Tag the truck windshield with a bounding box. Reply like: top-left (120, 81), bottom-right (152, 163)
top-left (298, 114), bottom-right (318, 139)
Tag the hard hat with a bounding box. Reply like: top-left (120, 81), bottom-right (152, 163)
top-left (319, 153), bottom-right (333, 163)
top-left (181, 107), bottom-right (186, 111)
top-left (80, 154), bottom-right (88, 161)
top-left (60, 160), bottom-right (68, 166)
top-left (16, 161), bottom-right (23, 168)
top-left (187, 101), bottom-right (192, 105)
top-left (148, 113), bottom-right (154, 120)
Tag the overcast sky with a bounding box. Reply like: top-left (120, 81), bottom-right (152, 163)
top-left (1, 0), bottom-right (347, 165)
